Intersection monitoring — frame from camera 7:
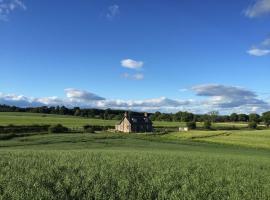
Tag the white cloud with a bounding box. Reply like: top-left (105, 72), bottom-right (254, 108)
top-left (247, 37), bottom-right (270, 56)
top-left (121, 59), bottom-right (144, 69)
top-left (106, 4), bottom-right (119, 20)
top-left (245, 0), bottom-right (270, 18)
top-left (247, 48), bottom-right (270, 56)
top-left (95, 97), bottom-right (192, 113)
top-left (0, 0), bottom-right (26, 21)
top-left (192, 84), bottom-right (269, 113)
top-left (64, 88), bottom-right (105, 101)
top-left (0, 85), bottom-right (270, 114)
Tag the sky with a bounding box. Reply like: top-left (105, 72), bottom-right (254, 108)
top-left (0, 0), bottom-right (270, 114)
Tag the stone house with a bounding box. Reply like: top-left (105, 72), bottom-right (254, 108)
top-left (115, 112), bottom-right (153, 133)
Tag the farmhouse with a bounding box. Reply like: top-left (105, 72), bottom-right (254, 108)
top-left (115, 112), bottom-right (153, 133)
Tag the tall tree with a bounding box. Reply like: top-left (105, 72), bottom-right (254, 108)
top-left (249, 113), bottom-right (261, 123)
top-left (262, 112), bottom-right (270, 127)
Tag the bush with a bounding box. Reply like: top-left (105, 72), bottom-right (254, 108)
top-left (48, 124), bottom-right (69, 133)
top-left (186, 121), bottom-right (196, 130)
top-left (204, 120), bottom-right (212, 130)
top-left (0, 125), bottom-right (50, 134)
top-left (248, 121), bottom-right (257, 129)
top-left (83, 125), bottom-right (95, 133)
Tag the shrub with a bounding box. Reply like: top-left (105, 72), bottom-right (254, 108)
top-left (48, 124), bottom-right (69, 133)
top-left (83, 125), bottom-right (95, 133)
top-left (204, 120), bottom-right (212, 130)
top-left (0, 125), bottom-right (50, 134)
top-left (248, 121), bottom-right (257, 129)
top-left (186, 121), bottom-right (196, 130)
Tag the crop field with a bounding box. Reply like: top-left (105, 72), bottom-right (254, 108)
top-left (0, 112), bottom-right (269, 199)
top-left (0, 131), bottom-right (270, 199)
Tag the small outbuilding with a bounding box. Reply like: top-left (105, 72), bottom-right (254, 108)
top-left (179, 127), bottom-right (189, 132)
top-left (115, 112), bottom-right (153, 133)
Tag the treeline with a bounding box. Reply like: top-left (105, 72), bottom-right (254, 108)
top-left (149, 111), bottom-right (270, 124)
top-left (0, 104), bottom-right (130, 120)
top-left (1, 104), bottom-right (270, 126)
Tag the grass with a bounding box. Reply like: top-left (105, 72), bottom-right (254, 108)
top-left (0, 112), bottom-right (248, 129)
top-left (0, 133), bottom-right (270, 199)
top-left (197, 130), bottom-right (270, 149)
top-left (0, 112), bottom-right (117, 128)
top-left (164, 129), bottom-right (270, 150)
top-left (1, 112), bottom-right (270, 199)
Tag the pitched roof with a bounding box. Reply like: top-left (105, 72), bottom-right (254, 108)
top-left (117, 113), bottom-right (152, 126)
top-left (129, 115), bottom-right (152, 125)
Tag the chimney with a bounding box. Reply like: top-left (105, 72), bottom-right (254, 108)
top-left (144, 112), bottom-right (148, 117)
top-left (124, 112), bottom-right (128, 117)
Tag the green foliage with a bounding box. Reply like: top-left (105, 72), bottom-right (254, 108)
top-left (248, 121), bottom-right (257, 129)
top-left (230, 113), bottom-right (238, 122)
top-left (262, 112), bottom-right (270, 127)
top-left (204, 120), bottom-right (212, 130)
top-left (249, 113), bottom-right (261, 123)
top-left (0, 124), bottom-right (49, 134)
top-left (83, 125), bottom-right (95, 133)
top-left (208, 111), bottom-right (219, 122)
top-left (186, 121), bottom-right (196, 129)
top-left (48, 124), bottom-right (69, 133)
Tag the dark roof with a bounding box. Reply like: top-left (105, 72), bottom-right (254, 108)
top-left (129, 115), bottom-right (152, 125)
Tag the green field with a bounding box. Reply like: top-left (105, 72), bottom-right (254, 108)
top-left (164, 130), bottom-right (270, 149)
top-left (0, 112), bottom-right (248, 129)
top-left (0, 112), bottom-right (270, 199)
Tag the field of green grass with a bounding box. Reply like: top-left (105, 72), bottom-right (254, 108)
top-left (0, 112), bottom-right (117, 128)
top-left (0, 112), bottom-right (248, 129)
top-left (1, 112), bottom-right (270, 199)
top-left (164, 130), bottom-right (270, 149)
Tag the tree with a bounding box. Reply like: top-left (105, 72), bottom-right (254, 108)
top-left (262, 112), bottom-right (270, 127)
top-left (248, 121), bottom-right (257, 129)
top-left (181, 112), bottom-right (194, 122)
top-left (150, 111), bottom-right (161, 121)
top-left (204, 120), bottom-right (212, 130)
top-left (74, 108), bottom-right (81, 116)
top-left (159, 113), bottom-right (172, 121)
top-left (238, 114), bottom-right (249, 122)
top-left (230, 113), bottom-right (238, 122)
top-left (249, 113), bottom-right (261, 123)
top-left (186, 121), bottom-right (196, 130)
top-left (208, 111), bottom-right (219, 122)
top-left (104, 109), bottom-right (109, 120)
top-left (173, 111), bottom-right (182, 121)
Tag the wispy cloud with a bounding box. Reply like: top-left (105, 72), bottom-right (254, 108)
top-left (245, 0), bottom-right (270, 18)
top-left (247, 47), bottom-right (270, 56)
top-left (247, 36), bottom-right (270, 56)
top-left (0, 0), bottom-right (26, 21)
top-left (121, 59), bottom-right (144, 70)
top-left (106, 4), bottom-right (119, 20)
top-left (122, 73), bottom-right (144, 80)
top-left (262, 37), bottom-right (270, 46)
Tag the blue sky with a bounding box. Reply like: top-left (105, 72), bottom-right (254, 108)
top-left (0, 0), bottom-right (270, 114)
